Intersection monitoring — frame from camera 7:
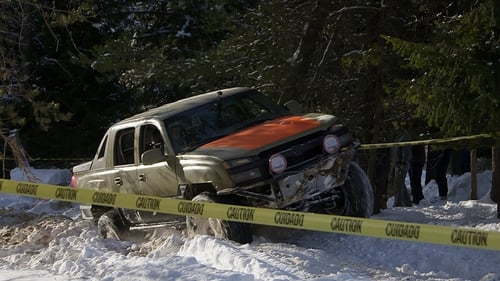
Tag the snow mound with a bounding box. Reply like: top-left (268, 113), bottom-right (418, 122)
top-left (0, 168), bottom-right (499, 280)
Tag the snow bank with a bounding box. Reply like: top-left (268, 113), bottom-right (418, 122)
top-left (0, 168), bottom-right (499, 281)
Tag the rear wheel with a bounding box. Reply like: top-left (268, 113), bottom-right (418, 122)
top-left (186, 192), bottom-right (253, 244)
top-left (97, 209), bottom-right (130, 240)
top-left (340, 161), bottom-right (374, 217)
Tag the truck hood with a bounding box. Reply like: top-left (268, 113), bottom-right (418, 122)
top-left (193, 114), bottom-right (334, 159)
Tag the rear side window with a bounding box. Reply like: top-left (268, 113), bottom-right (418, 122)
top-left (114, 128), bottom-right (135, 165)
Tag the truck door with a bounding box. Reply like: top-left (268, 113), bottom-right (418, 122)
top-left (108, 126), bottom-right (142, 224)
top-left (110, 127), bottom-right (137, 195)
top-left (132, 123), bottom-right (181, 224)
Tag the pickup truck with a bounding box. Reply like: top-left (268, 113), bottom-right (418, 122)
top-left (72, 87), bottom-right (374, 243)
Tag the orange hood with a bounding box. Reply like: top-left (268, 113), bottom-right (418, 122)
top-left (201, 116), bottom-right (321, 150)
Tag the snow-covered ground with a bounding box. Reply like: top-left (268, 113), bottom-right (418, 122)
top-left (0, 167), bottom-right (499, 281)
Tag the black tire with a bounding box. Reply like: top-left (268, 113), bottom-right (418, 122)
top-left (97, 209), bottom-right (130, 240)
top-left (341, 161), bottom-right (374, 218)
top-left (186, 192), bottom-right (253, 244)
top-left (91, 205), bottom-right (112, 226)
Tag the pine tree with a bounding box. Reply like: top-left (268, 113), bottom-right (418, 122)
top-left (383, 0), bottom-right (499, 137)
top-left (0, 0), bottom-right (114, 164)
top-left (1, 1), bottom-right (71, 166)
top-left (384, 0), bottom-right (500, 208)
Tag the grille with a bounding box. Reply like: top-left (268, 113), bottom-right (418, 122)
top-left (261, 131), bottom-right (325, 174)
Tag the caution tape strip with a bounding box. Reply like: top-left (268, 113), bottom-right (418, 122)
top-left (0, 157), bottom-right (91, 161)
top-left (359, 132), bottom-right (498, 150)
top-left (1, 179), bottom-right (499, 251)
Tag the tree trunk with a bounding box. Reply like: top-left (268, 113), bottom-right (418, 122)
top-left (20, 2), bottom-right (33, 85)
top-left (470, 149), bottom-right (477, 200)
top-left (492, 0), bottom-right (500, 218)
top-left (287, 1), bottom-right (333, 106)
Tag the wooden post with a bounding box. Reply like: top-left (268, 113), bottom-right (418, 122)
top-left (492, 146), bottom-right (500, 218)
top-left (2, 138), bottom-right (6, 179)
top-left (470, 149), bottom-right (478, 200)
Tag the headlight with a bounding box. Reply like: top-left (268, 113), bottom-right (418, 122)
top-left (323, 134), bottom-right (340, 154)
top-left (269, 153), bottom-right (287, 174)
top-left (223, 157), bottom-right (254, 169)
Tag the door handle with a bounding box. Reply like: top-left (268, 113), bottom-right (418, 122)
top-left (114, 177), bottom-right (123, 186)
top-left (139, 174), bottom-right (146, 182)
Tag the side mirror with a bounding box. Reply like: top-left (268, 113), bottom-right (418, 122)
top-left (284, 100), bottom-right (302, 114)
top-left (141, 148), bottom-right (166, 165)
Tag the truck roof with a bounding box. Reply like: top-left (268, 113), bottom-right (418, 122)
top-left (116, 87), bottom-right (255, 125)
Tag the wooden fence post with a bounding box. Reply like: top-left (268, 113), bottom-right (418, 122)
top-left (470, 149), bottom-right (478, 200)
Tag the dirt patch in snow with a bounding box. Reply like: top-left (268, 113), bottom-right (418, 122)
top-left (0, 210), bottom-right (74, 246)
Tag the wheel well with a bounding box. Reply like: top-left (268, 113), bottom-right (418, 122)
top-left (91, 205), bottom-right (114, 224)
top-left (182, 183), bottom-right (217, 200)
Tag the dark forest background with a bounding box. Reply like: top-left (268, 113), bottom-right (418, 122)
top-left (1, 0), bottom-right (499, 199)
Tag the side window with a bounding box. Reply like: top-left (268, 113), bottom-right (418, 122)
top-left (139, 124), bottom-right (164, 161)
top-left (114, 128), bottom-right (135, 166)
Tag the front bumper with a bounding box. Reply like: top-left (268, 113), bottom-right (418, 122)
top-left (272, 149), bottom-right (352, 208)
top-left (229, 148), bottom-right (354, 209)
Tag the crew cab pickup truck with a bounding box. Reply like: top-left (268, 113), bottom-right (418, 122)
top-left (72, 87), bottom-right (373, 243)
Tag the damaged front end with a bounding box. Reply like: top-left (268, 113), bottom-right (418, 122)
top-left (230, 145), bottom-right (356, 212)
top-left (273, 148), bottom-right (354, 211)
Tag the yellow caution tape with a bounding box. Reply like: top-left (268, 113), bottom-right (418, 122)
top-left (0, 157), bottom-right (91, 161)
top-left (359, 132), bottom-right (497, 150)
top-left (1, 179), bottom-right (499, 251)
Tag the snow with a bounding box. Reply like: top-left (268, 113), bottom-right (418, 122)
top-left (1, 167), bottom-right (499, 281)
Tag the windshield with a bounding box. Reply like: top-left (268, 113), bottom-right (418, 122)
top-left (164, 91), bottom-right (289, 153)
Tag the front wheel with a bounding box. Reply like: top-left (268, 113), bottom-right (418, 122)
top-left (340, 161), bottom-right (374, 218)
top-left (186, 192), bottom-right (253, 244)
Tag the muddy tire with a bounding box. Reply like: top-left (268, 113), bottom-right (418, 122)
top-left (91, 205), bottom-right (112, 226)
top-left (97, 209), bottom-right (130, 240)
top-left (186, 192), bottom-right (253, 244)
top-left (341, 161), bottom-right (374, 217)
